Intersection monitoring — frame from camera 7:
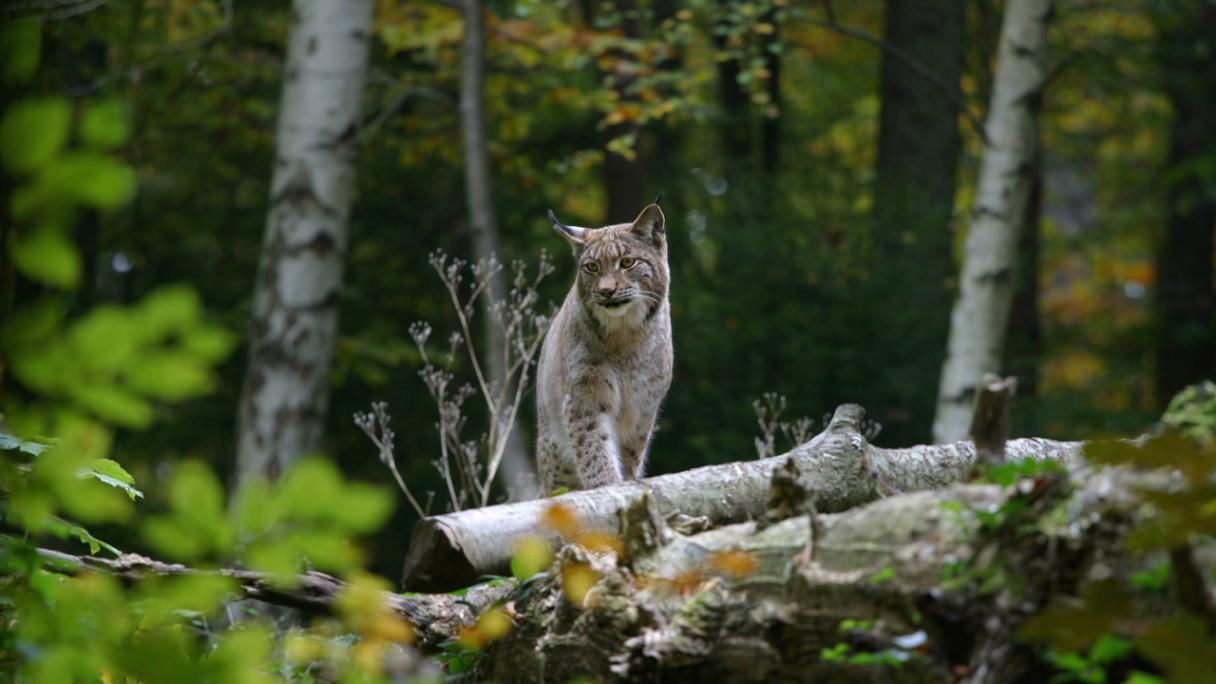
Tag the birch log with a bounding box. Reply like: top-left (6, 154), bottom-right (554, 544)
top-left (402, 403), bottom-right (1082, 591)
top-left (479, 465), bottom-right (1174, 683)
top-left (235, 0), bottom-right (373, 480)
top-left (459, 0), bottom-right (534, 498)
top-left (932, 0), bottom-right (1053, 443)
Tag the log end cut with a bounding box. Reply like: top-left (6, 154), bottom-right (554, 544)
top-left (402, 518), bottom-right (477, 592)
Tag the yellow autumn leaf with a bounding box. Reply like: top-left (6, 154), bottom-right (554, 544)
top-left (477, 607), bottom-right (512, 642)
top-left (541, 502), bottom-right (581, 537)
top-left (561, 562), bottom-right (598, 605)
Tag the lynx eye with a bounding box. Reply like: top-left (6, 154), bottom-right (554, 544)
top-left (582, 261), bottom-right (600, 274)
top-left (620, 257), bottom-right (636, 269)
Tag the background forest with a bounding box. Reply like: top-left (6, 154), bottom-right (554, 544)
top-left (1, 0), bottom-right (1214, 681)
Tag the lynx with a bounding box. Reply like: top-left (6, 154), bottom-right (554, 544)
top-left (535, 203), bottom-right (673, 493)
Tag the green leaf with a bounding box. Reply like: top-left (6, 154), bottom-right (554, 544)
top-left (68, 305), bottom-right (138, 372)
top-left (0, 20), bottom-right (41, 84)
top-left (1088, 634), bottom-right (1132, 664)
top-left (329, 482), bottom-right (394, 533)
top-left (124, 352), bottom-right (214, 400)
top-left (0, 298), bottom-right (65, 350)
top-left (205, 626), bottom-right (276, 683)
top-left (87, 458), bottom-right (134, 485)
top-left (136, 285), bottom-right (202, 340)
top-left (168, 460), bottom-right (227, 525)
top-left (180, 323), bottom-right (238, 362)
top-left (45, 516), bottom-right (122, 556)
top-left (132, 575), bottom-right (236, 627)
top-left (7, 489), bottom-right (55, 532)
top-left (143, 461), bottom-right (233, 561)
top-left (59, 152), bottom-right (138, 210)
top-left (1130, 562), bottom-right (1171, 592)
top-left (143, 517), bottom-right (214, 562)
top-left (79, 98), bottom-right (130, 150)
top-left (82, 459), bottom-right (144, 500)
top-left (71, 382), bottom-right (153, 428)
top-left (0, 96), bottom-right (70, 175)
top-left (10, 226), bottom-right (81, 289)
top-left (275, 458), bottom-right (345, 520)
top-left (0, 431), bottom-right (49, 455)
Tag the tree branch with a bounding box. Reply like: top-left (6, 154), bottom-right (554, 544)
top-left (804, 0), bottom-right (990, 145)
top-left (33, 548), bottom-right (509, 646)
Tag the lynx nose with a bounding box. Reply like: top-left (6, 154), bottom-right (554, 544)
top-left (597, 277), bottom-right (619, 297)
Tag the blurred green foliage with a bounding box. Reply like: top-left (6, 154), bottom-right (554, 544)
top-left (1015, 384), bottom-right (1216, 683)
top-left (0, 19), bottom-right (415, 682)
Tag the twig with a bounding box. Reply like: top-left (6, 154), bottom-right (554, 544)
top-left (355, 403), bottom-right (428, 518)
top-left (28, 546), bottom-right (509, 646)
top-left (3, 0), bottom-right (106, 22)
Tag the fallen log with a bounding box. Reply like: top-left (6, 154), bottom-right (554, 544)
top-left (477, 462), bottom-right (1202, 683)
top-left (402, 403), bottom-right (1084, 591)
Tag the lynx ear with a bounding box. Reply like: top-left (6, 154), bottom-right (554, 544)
top-left (629, 204), bottom-right (665, 245)
top-left (548, 209), bottom-right (587, 248)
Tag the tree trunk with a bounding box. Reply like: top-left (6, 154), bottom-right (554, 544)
top-left (460, 0), bottom-right (534, 497)
top-left (714, 2), bottom-right (751, 172)
top-left (759, 6), bottom-right (781, 176)
top-left (1006, 145), bottom-right (1042, 426)
top-left (1153, 0), bottom-right (1216, 404)
top-left (234, 0), bottom-right (373, 481)
top-left (601, 0), bottom-right (646, 223)
top-left (402, 403), bottom-right (1083, 591)
top-left (867, 0), bottom-right (964, 442)
top-left (933, 0), bottom-right (1052, 443)
top-left (713, 1), bottom-right (781, 178)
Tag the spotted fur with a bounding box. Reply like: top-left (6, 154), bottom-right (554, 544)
top-left (535, 204), bottom-right (674, 492)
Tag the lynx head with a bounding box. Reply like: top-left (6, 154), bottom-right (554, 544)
top-left (548, 204), bottom-right (668, 325)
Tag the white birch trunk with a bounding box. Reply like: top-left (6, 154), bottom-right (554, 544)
top-left (932, 0), bottom-right (1053, 443)
top-left (235, 0), bottom-right (374, 480)
top-left (460, 0), bottom-right (535, 498)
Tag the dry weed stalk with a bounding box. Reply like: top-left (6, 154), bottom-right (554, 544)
top-left (357, 251), bottom-right (554, 513)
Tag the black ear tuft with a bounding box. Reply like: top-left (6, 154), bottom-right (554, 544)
top-left (654, 190), bottom-right (666, 206)
top-left (548, 209), bottom-right (587, 246)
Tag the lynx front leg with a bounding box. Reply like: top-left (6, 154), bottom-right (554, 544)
top-left (620, 409), bottom-right (660, 480)
top-left (563, 389), bottom-right (623, 489)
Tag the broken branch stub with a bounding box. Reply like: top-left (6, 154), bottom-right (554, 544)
top-left (969, 374), bottom-right (1018, 475)
top-left (401, 404), bottom-right (1084, 591)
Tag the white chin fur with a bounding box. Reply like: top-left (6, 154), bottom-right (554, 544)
top-left (593, 300), bottom-right (642, 326)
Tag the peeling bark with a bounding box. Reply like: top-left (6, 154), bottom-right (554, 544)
top-left (235, 0), bottom-right (374, 481)
top-left (402, 404), bottom-right (1083, 591)
top-left (933, 0), bottom-right (1053, 443)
